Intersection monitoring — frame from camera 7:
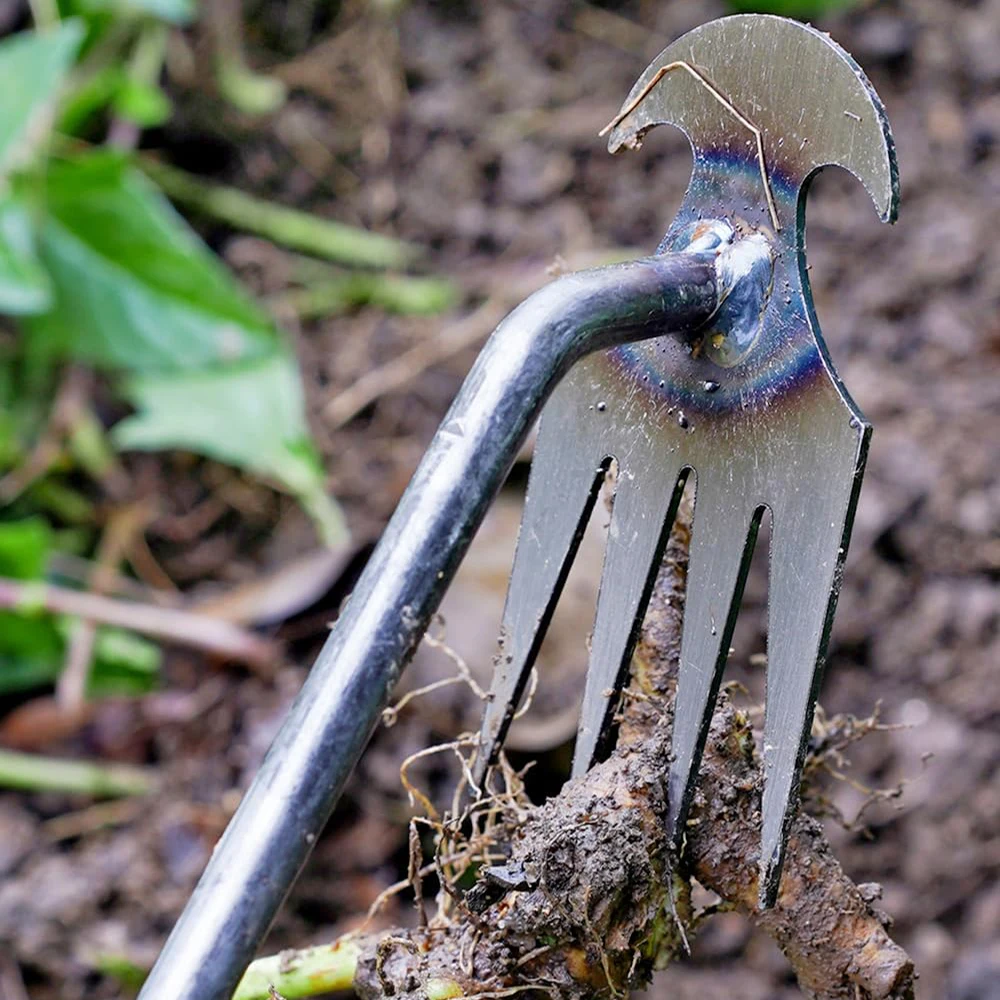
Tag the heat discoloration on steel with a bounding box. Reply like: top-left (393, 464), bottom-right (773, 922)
top-left (477, 15), bottom-right (899, 908)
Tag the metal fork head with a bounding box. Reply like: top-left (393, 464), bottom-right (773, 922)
top-left (476, 14), bottom-right (899, 908)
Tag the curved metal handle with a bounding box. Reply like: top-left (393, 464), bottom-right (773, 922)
top-left (138, 252), bottom-right (719, 1000)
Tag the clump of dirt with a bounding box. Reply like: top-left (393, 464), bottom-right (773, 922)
top-left (352, 523), bottom-right (913, 1000)
top-left (354, 741), bottom-right (680, 1000)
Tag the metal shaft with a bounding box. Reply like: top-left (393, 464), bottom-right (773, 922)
top-left (138, 252), bottom-right (719, 1000)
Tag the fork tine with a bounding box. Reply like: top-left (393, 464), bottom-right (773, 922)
top-left (572, 458), bottom-right (687, 777)
top-left (758, 463), bottom-right (863, 906)
top-left (474, 407), bottom-right (607, 784)
top-left (666, 476), bottom-right (763, 848)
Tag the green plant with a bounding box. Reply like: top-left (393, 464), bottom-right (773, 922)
top-left (0, 14), bottom-right (347, 542)
top-left (726, 0), bottom-right (860, 15)
top-left (0, 3), bottom-right (451, 706)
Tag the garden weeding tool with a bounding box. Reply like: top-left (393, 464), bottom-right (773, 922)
top-left (139, 15), bottom-right (898, 1000)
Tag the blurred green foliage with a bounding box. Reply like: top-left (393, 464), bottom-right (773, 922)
top-left (727, 0), bottom-right (860, 15)
top-left (70, 0), bottom-right (195, 26)
top-left (0, 518), bottom-right (160, 694)
top-left (0, 1), bottom-right (447, 704)
top-left (0, 20), bottom-right (340, 542)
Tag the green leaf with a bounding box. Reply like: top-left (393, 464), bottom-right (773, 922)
top-left (114, 353), bottom-right (347, 546)
top-left (25, 151), bottom-right (344, 544)
top-left (115, 0), bottom-right (197, 25)
top-left (0, 613), bottom-right (160, 696)
top-left (0, 22), bottom-right (84, 178)
top-left (60, 69), bottom-right (173, 137)
top-left (0, 611), bottom-right (63, 692)
top-left (112, 78), bottom-right (172, 128)
top-left (0, 517), bottom-right (52, 579)
top-left (57, 65), bottom-right (126, 136)
top-left (0, 517), bottom-right (161, 695)
top-left (0, 198), bottom-right (52, 315)
top-left (27, 152), bottom-right (277, 372)
top-left (726, 0), bottom-right (858, 14)
top-left (92, 954), bottom-right (149, 991)
top-left (0, 414), bottom-right (17, 474)
top-left (66, 0), bottom-right (196, 26)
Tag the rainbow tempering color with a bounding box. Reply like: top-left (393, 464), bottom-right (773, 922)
top-left (607, 150), bottom-right (821, 420)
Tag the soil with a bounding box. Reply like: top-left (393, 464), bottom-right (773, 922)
top-left (0, 1), bottom-right (997, 998)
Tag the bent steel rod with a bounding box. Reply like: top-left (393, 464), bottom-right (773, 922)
top-left (138, 252), bottom-right (720, 1000)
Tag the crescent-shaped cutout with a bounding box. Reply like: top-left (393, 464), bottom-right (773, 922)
top-left (606, 14), bottom-right (899, 226)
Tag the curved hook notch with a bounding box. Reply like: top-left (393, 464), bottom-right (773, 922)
top-left (605, 14), bottom-right (899, 229)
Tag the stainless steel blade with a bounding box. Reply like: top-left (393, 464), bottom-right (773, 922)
top-left (474, 414), bottom-right (609, 773)
top-left (478, 14), bottom-right (898, 908)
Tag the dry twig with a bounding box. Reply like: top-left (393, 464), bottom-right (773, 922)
top-left (57, 503), bottom-right (153, 709)
top-left (0, 577), bottom-right (277, 671)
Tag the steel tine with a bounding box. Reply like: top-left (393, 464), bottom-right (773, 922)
top-left (666, 476), bottom-right (763, 849)
top-left (572, 458), bottom-right (687, 777)
top-left (758, 432), bottom-right (869, 906)
top-left (475, 409), bottom-right (607, 785)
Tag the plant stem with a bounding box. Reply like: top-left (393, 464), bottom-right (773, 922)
top-left (0, 748), bottom-right (155, 797)
top-left (231, 939), bottom-right (360, 1000)
top-left (276, 272), bottom-right (457, 319)
top-left (209, 0), bottom-right (286, 116)
top-left (141, 158), bottom-right (418, 270)
top-left (28, 0), bottom-right (60, 30)
top-left (0, 577), bottom-right (278, 670)
top-left (107, 22), bottom-right (169, 149)
top-left (296, 484), bottom-right (350, 550)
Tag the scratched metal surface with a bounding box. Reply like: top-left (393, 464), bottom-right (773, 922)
top-left (478, 15), bottom-right (899, 906)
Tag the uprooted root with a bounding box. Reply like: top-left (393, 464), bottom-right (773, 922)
top-left (350, 516), bottom-right (915, 1000)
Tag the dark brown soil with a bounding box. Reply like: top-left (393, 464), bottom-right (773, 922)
top-left (0, 1), bottom-right (997, 998)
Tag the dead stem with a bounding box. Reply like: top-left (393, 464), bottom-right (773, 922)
top-left (0, 577), bottom-right (278, 671)
top-left (600, 60), bottom-right (781, 231)
top-left (57, 503), bottom-right (153, 709)
top-left (324, 300), bottom-right (508, 429)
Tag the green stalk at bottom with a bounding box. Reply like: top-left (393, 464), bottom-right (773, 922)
top-left (232, 939), bottom-right (361, 1000)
